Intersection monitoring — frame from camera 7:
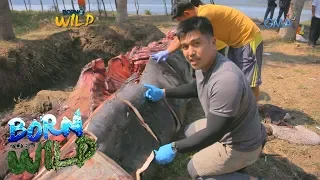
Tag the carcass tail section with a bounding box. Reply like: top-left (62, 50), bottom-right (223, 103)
top-left (2, 28), bottom-right (185, 180)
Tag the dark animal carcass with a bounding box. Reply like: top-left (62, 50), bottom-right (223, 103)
top-left (87, 51), bottom-right (192, 178)
top-left (2, 28), bottom-right (193, 180)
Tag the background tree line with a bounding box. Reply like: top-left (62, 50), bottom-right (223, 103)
top-left (0, 0), bottom-right (308, 41)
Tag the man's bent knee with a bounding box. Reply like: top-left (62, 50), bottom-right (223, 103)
top-left (188, 159), bottom-right (200, 179)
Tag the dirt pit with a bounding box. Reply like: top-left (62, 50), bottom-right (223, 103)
top-left (0, 22), bottom-right (165, 110)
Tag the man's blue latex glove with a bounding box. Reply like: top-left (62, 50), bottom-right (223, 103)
top-left (143, 84), bottom-right (164, 102)
top-left (151, 50), bottom-right (169, 63)
top-left (154, 143), bottom-right (176, 165)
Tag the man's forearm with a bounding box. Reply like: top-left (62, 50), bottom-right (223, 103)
top-left (167, 37), bottom-right (181, 54)
top-left (164, 80), bottom-right (198, 98)
top-left (174, 112), bottom-right (232, 153)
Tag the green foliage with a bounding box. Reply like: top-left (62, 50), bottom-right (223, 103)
top-left (11, 10), bottom-right (60, 35)
top-left (144, 9), bottom-right (151, 15)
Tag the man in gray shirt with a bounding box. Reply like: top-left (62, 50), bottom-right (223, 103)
top-left (143, 16), bottom-right (266, 179)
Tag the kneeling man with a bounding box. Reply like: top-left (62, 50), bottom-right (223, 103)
top-left (143, 16), bottom-right (266, 180)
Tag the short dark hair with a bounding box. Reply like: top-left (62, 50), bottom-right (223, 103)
top-left (191, 0), bottom-right (204, 7)
top-left (176, 16), bottom-right (214, 40)
top-left (171, 0), bottom-right (196, 20)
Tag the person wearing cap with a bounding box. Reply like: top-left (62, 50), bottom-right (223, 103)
top-left (144, 16), bottom-right (265, 180)
top-left (151, 1), bottom-right (263, 102)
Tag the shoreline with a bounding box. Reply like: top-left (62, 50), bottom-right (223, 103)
top-left (9, 4), bottom-right (313, 22)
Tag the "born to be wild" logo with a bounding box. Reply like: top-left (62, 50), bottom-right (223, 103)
top-left (55, 9), bottom-right (95, 27)
top-left (7, 109), bottom-right (97, 175)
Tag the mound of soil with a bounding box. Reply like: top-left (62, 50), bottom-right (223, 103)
top-left (77, 23), bottom-right (165, 55)
top-left (0, 22), bottom-right (165, 109)
top-left (0, 90), bottom-right (70, 128)
top-left (11, 90), bottom-right (70, 115)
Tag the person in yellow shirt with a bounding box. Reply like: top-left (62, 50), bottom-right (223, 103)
top-left (152, 1), bottom-right (263, 102)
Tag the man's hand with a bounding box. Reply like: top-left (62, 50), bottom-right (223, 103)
top-left (143, 84), bottom-right (165, 102)
top-left (151, 50), bottom-right (169, 63)
top-left (154, 143), bottom-right (176, 165)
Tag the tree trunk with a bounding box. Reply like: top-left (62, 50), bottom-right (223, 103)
top-left (0, 0), bottom-right (15, 40)
top-left (9, 0), bottom-right (13, 10)
top-left (115, 0), bottom-right (128, 24)
top-left (134, 0), bottom-right (139, 15)
top-left (55, 0), bottom-right (59, 12)
top-left (101, 0), bottom-right (108, 17)
top-left (40, 0), bottom-right (44, 11)
top-left (23, 0), bottom-right (28, 10)
top-left (109, 0), bottom-right (114, 17)
top-left (62, 0), bottom-right (66, 10)
top-left (88, 0), bottom-right (91, 12)
top-left (114, 0), bottom-right (117, 10)
top-left (71, 0), bottom-right (75, 10)
top-left (97, 0), bottom-right (102, 18)
top-left (163, 0), bottom-right (168, 15)
top-left (279, 0), bottom-right (306, 41)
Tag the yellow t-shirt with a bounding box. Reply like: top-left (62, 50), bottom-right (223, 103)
top-left (197, 4), bottom-right (261, 48)
top-left (216, 39), bottom-right (228, 50)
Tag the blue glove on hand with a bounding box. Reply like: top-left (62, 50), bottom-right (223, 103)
top-left (151, 50), bottom-right (169, 63)
top-left (143, 84), bottom-right (164, 102)
top-left (154, 143), bottom-right (176, 165)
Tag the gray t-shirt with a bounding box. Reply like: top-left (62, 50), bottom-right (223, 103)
top-left (195, 53), bottom-right (264, 152)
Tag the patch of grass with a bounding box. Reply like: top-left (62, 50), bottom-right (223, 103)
top-left (154, 152), bottom-right (194, 180)
top-left (294, 69), bottom-right (308, 75)
top-left (11, 10), bottom-right (60, 35)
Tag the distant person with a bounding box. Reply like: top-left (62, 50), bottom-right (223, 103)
top-left (277, 0), bottom-right (291, 23)
top-left (261, 0), bottom-right (277, 25)
top-left (308, 0), bottom-right (320, 47)
top-left (153, 1), bottom-right (264, 102)
top-left (78, 0), bottom-right (86, 12)
top-left (144, 16), bottom-right (266, 180)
